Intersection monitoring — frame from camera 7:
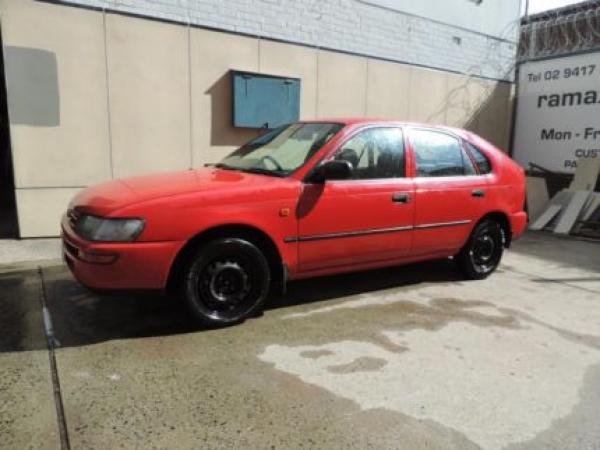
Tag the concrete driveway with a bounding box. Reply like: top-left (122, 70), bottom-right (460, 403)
top-left (1, 232), bottom-right (599, 450)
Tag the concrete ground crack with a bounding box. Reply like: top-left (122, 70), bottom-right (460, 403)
top-left (38, 267), bottom-right (71, 450)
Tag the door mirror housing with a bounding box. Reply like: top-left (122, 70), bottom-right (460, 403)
top-left (309, 160), bottom-right (353, 182)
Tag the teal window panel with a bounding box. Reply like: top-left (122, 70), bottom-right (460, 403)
top-left (232, 70), bottom-right (300, 129)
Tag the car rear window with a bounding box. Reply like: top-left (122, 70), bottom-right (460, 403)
top-left (411, 129), bottom-right (475, 177)
top-left (466, 142), bottom-right (493, 174)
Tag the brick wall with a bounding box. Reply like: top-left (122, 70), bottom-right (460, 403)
top-left (49, 0), bottom-right (518, 81)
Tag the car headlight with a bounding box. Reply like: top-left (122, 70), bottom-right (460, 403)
top-left (75, 215), bottom-right (145, 242)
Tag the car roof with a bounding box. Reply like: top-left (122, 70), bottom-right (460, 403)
top-left (299, 118), bottom-right (467, 135)
top-left (296, 118), bottom-right (503, 155)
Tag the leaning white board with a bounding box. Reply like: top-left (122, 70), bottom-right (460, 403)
top-left (553, 191), bottom-right (591, 234)
top-left (529, 204), bottom-right (562, 231)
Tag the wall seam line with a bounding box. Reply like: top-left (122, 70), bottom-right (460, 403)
top-left (258, 37), bottom-right (261, 73)
top-left (315, 48), bottom-right (320, 118)
top-left (364, 58), bottom-right (369, 116)
top-left (187, 21), bottom-right (193, 169)
top-left (407, 67), bottom-right (413, 119)
top-left (102, 10), bottom-right (115, 179)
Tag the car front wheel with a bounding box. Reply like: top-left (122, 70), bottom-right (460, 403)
top-left (456, 219), bottom-right (504, 280)
top-left (182, 237), bottom-right (271, 327)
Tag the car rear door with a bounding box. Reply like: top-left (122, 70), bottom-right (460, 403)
top-left (295, 126), bottom-right (415, 273)
top-left (407, 127), bottom-right (488, 256)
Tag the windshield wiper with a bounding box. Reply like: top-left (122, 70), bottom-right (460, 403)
top-left (213, 163), bottom-right (284, 177)
top-left (241, 167), bottom-right (285, 177)
top-left (212, 163), bottom-right (240, 171)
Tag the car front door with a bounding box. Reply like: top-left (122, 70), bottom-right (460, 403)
top-left (295, 127), bottom-right (415, 273)
top-left (407, 128), bottom-right (488, 256)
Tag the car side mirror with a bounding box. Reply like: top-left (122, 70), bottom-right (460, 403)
top-left (309, 160), bottom-right (353, 182)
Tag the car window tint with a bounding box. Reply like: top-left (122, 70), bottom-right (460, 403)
top-left (333, 128), bottom-right (405, 179)
top-left (411, 130), bottom-right (473, 177)
top-left (466, 142), bottom-right (492, 174)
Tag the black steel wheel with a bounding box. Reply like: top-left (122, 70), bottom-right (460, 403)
top-left (182, 238), bottom-right (271, 327)
top-left (456, 219), bottom-right (504, 280)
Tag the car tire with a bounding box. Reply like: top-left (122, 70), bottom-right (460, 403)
top-left (181, 237), bottom-right (271, 327)
top-left (455, 219), bottom-right (504, 280)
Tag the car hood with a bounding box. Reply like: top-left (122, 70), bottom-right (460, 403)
top-left (71, 167), bottom-right (290, 216)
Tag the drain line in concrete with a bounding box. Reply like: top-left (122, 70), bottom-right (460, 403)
top-left (38, 267), bottom-right (71, 450)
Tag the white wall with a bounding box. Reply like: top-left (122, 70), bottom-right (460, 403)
top-left (364, 0), bottom-right (521, 41)
top-left (53, 0), bottom-right (519, 81)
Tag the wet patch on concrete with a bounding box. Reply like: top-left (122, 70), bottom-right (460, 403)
top-left (260, 316), bottom-right (600, 450)
top-left (0, 270), bottom-right (47, 352)
top-left (55, 330), bottom-right (479, 450)
top-left (0, 269), bottom-right (60, 449)
top-left (327, 356), bottom-right (388, 374)
top-left (300, 349), bottom-right (334, 359)
top-left (40, 265), bottom-right (198, 349)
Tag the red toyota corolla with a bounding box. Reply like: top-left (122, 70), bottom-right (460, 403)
top-left (62, 119), bottom-right (527, 326)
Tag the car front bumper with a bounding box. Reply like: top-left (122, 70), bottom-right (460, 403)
top-left (61, 214), bottom-right (183, 290)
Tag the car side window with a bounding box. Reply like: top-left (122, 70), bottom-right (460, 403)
top-left (466, 142), bottom-right (493, 174)
top-left (333, 128), bottom-right (405, 179)
top-left (411, 129), bottom-right (476, 177)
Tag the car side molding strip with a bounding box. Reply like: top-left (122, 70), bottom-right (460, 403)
top-left (284, 220), bottom-right (471, 243)
top-left (283, 225), bottom-right (413, 243)
top-left (414, 219), bottom-right (472, 229)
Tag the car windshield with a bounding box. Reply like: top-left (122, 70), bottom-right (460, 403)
top-left (217, 122), bottom-right (344, 176)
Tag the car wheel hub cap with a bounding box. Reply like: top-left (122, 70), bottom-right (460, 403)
top-left (475, 235), bottom-right (494, 262)
top-left (205, 261), bottom-right (250, 304)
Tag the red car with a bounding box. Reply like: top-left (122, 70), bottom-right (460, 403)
top-left (62, 119), bottom-right (527, 326)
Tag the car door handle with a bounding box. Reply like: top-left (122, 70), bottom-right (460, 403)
top-left (392, 192), bottom-right (411, 203)
top-left (472, 189), bottom-right (486, 198)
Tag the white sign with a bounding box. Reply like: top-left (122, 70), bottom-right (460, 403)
top-left (513, 52), bottom-right (600, 173)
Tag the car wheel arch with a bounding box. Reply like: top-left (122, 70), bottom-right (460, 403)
top-left (166, 223), bottom-right (285, 294)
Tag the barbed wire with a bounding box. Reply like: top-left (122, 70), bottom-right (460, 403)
top-left (519, 3), bottom-right (600, 60)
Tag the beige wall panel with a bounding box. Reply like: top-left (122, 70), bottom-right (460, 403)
top-left (106, 14), bottom-right (190, 178)
top-left (16, 187), bottom-right (81, 237)
top-left (0, 0), bottom-right (110, 187)
top-left (365, 59), bottom-right (410, 120)
top-left (190, 29), bottom-right (259, 166)
top-left (474, 82), bottom-right (511, 150)
top-left (408, 67), bottom-right (448, 124)
top-left (317, 50), bottom-right (367, 118)
top-left (259, 40), bottom-right (317, 119)
top-left (444, 73), bottom-right (490, 129)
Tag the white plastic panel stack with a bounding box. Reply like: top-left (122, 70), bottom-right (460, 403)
top-left (529, 158), bottom-right (600, 236)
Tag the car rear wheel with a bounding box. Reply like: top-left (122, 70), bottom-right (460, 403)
top-left (456, 219), bottom-right (504, 280)
top-left (181, 237), bottom-right (271, 327)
